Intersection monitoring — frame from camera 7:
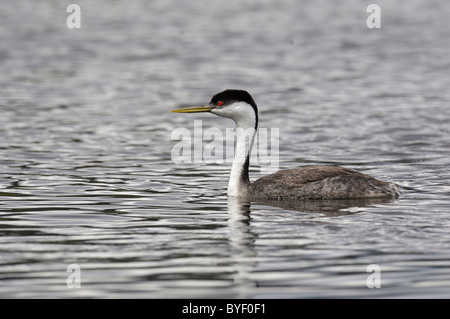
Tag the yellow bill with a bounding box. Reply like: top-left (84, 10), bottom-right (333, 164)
top-left (171, 106), bottom-right (214, 113)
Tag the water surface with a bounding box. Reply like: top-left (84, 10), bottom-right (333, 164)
top-left (0, 0), bottom-right (450, 298)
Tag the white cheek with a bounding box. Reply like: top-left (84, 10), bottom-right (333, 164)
top-left (211, 107), bottom-right (232, 118)
top-left (224, 108), bottom-right (243, 120)
top-left (211, 102), bottom-right (256, 129)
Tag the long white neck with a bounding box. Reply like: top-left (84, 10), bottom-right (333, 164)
top-left (211, 101), bottom-right (258, 197)
top-left (228, 125), bottom-right (256, 197)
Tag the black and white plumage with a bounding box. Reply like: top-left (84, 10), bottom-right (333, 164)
top-left (172, 89), bottom-right (400, 200)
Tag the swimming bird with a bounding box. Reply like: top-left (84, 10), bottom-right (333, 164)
top-left (172, 89), bottom-right (400, 200)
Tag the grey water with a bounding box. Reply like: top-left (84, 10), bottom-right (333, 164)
top-left (1, 0), bottom-right (450, 298)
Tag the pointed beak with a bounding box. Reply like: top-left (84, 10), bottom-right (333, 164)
top-left (171, 105), bottom-right (214, 113)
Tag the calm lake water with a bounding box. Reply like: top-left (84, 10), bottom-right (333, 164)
top-left (1, 0), bottom-right (449, 298)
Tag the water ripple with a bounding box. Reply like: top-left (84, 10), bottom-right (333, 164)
top-left (1, 0), bottom-right (450, 298)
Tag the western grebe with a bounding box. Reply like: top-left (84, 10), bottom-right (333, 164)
top-left (172, 89), bottom-right (400, 200)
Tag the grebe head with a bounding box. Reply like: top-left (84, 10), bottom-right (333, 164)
top-left (172, 89), bottom-right (258, 129)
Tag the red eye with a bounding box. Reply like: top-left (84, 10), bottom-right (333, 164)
top-left (217, 101), bottom-right (223, 106)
